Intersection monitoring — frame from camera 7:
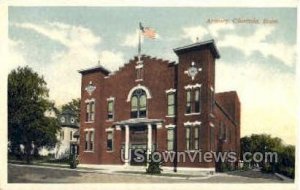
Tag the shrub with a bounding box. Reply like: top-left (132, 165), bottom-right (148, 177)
top-left (219, 162), bottom-right (235, 172)
top-left (261, 164), bottom-right (273, 173)
top-left (146, 154), bottom-right (162, 174)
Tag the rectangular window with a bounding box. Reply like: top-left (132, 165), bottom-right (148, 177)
top-left (185, 127), bottom-right (191, 150)
top-left (194, 88), bottom-right (201, 113)
top-left (194, 127), bottom-right (199, 150)
top-left (167, 93), bottom-right (175, 116)
top-left (107, 100), bottom-right (114, 120)
top-left (86, 103), bottom-right (89, 122)
top-left (60, 131), bottom-right (64, 140)
top-left (85, 131), bottom-right (89, 151)
top-left (70, 131), bottom-right (73, 141)
top-left (86, 101), bottom-right (95, 122)
top-left (90, 131), bottom-right (94, 151)
top-left (90, 101), bottom-right (95, 121)
top-left (139, 95), bottom-right (147, 118)
top-left (167, 128), bottom-right (174, 151)
top-left (131, 96), bottom-right (138, 118)
top-left (107, 131), bottom-right (113, 151)
top-left (136, 67), bottom-right (143, 80)
top-left (186, 90), bottom-right (192, 114)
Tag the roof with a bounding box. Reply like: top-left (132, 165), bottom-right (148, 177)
top-left (78, 65), bottom-right (111, 75)
top-left (173, 39), bottom-right (220, 59)
top-left (61, 108), bottom-right (77, 116)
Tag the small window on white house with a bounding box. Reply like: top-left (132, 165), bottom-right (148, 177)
top-left (61, 131), bottom-right (64, 140)
top-left (167, 128), bottom-right (174, 151)
top-left (70, 131), bottom-right (73, 141)
top-left (167, 93), bottom-right (175, 116)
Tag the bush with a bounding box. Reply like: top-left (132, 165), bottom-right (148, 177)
top-left (261, 164), bottom-right (273, 173)
top-left (219, 162), bottom-right (235, 172)
top-left (146, 154), bottom-right (162, 174)
top-left (278, 166), bottom-right (295, 179)
top-left (47, 156), bottom-right (70, 164)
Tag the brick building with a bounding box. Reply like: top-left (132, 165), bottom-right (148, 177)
top-left (78, 40), bottom-right (240, 172)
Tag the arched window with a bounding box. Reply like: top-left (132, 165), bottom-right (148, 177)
top-left (131, 89), bottom-right (147, 118)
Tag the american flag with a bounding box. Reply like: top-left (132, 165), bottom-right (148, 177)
top-left (139, 23), bottom-right (156, 39)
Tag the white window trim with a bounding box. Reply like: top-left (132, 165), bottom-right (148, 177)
top-left (210, 86), bottom-right (214, 91)
top-left (105, 128), bottom-right (114, 132)
top-left (165, 124), bottom-right (176, 129)
top-left (184, 83), bottom-right (202, 90)
top-left (85, 98), bottom-right (95, 103)
top-left (84, 128), bottom-right (95, 132)
top-left (115, 125), bottom-right (121, 130)
top-left (106, 96), bottom-right (115, 101)
top-left (209, 113), bottom-right (215, 118)
top-left (184, 112), bottom-right (201, 116)
top-left (135, 64), bottom-right (143, 69)
top-left (166, 115), bottom-right (175, 118)
top-left (184, 121), bottom-right (201, 127)
top-left (157, 123), bottom-right (163, 129)
top-left (209, 122), bottom-right (215, 127)
top-left (165, 88), bottom-right (176, 94)
top-left (135, 79), bottom-right (143, 82)
top-left (126, 84), bottom-right (152, 102)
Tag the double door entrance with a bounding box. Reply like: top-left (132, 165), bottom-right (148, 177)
top-left (130, 126), bottom-right (148, 165)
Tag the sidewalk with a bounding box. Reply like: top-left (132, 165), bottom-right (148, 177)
top-left (8, 161), bottom-right (210, 180)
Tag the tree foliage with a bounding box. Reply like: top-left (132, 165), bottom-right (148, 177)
top-left (61, 98), bottom-right (81, 122)
top-left (240, 134), bottom-right (295, 178)
top-left (8, 66), bottom-right (60, 163)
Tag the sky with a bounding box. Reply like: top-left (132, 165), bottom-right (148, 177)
top-left (8, 7), bottom-right (297, 145)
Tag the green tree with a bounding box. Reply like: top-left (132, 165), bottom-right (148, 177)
top-left (61, 98), bottom-right (81, 122)
top-left (8, 66), bottom-right (60, 163)
top-left (240, 134), bottom-right (295, 178)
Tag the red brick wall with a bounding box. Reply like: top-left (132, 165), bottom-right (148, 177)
top-left (79, 44), bottom-right (241, 169)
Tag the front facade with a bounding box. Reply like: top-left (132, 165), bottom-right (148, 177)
top-left (78, 40), bottom-right (240, 172)
top-left (55, 109), bottom-right (79, 159)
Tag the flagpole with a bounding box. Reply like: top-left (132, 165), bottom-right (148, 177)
top-left (138, 22), bottom-right (142, 62)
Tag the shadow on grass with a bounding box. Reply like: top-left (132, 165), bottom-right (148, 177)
top-left (8, 164), bottom-right (84, 183)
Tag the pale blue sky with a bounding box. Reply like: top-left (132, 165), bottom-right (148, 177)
top-left (8, 7), bottom-right (297, 144)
